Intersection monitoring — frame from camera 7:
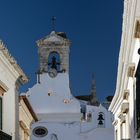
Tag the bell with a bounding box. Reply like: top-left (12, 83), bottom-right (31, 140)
top-left (98, 114), bottom-right (104, 120)
top-left (98, 120), bottom-right (103, 125)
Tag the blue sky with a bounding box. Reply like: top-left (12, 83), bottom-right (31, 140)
top-left (0, 0), bottom-right (123, 101)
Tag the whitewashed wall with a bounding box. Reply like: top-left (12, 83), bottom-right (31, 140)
top-left (109, 0), bottom-right (140, 140)
top-left (0, 41), bottom-right (28, 140)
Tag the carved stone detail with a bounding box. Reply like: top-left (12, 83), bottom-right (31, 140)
top-left (123, 90), bottom-right (129, 100)
top-left (127, 63), bottom-right (135, 77)
top-left (121, 99), bottom-right (129, 113)
top-left (118, 113), bottom-right (126, 123)
top-left (0, 81), bottom-right (8, 96)
top-left (112, 120), bottom-right (118, 126)
top-left (135, 21), bottom-right (140, 38)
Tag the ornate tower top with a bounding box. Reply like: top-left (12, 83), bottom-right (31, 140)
top-left (36, 31), bottom-right (71, 75)
top-left (90, 75), bottom-right (99, 106)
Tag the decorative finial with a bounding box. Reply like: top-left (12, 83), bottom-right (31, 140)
top-left (51, 16), bottom-right (56, 31)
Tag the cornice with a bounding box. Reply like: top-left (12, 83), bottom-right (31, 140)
top-left (19, 121), bottom-right (30, 135)
top-left (109, 0), bottom-right (133, 112)
top-left (36, 32), bottom-right (71, 47)
top-left (122, 0), bottom-right (129, 34)
top-left (0, 40), bottom-right (28, 84)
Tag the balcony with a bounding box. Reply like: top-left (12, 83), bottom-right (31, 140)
top-left (0, 130), bottom-right (12, 140)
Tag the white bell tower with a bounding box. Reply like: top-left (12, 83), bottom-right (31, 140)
top-left (26, 31), bottom-right (81, 121)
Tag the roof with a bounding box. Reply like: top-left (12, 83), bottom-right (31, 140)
top-left (0, 40), bottom-right (28, 84)
top-left (75, 95), bottom-right (91, 101)
top-left (56, 32), bottom-right (67, 39)
top-left (36, 31), bottom-right (71, 47)
top-left (75, 95), bottom-right (100, 106)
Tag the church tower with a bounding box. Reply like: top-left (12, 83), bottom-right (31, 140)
top-left (37, 31), bottom-right (71, 75)
top-left (25, 30), bottom-right (81, 121)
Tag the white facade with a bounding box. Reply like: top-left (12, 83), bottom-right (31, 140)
top-left (31, 104), bottom-right (113, 140)
top-left (0, 40), bottom-right (28, 140)
top-left (109, 0), bottom-right (140, 140)
top-left (24, 31), bottom-right (114, 140)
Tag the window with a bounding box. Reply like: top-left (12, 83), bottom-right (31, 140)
top-left (33, 126), bottom-right (48, 137)
top-left (80, 105), bottom-right (86, 121)
top-left (87, 112), bottom-right (92, 122)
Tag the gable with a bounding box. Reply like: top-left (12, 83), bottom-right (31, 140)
top-left (37, 31), bottom-right (70, 46)
top-left (44, 35), bottom-right (62, 43)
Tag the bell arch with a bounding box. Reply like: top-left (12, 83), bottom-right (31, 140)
top-left (48, 51), bottom-right (61, 71)
top-left (97, 112), bottom-right (105, 127)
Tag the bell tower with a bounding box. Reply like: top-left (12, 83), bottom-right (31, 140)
top-left (26, 29), bottom-right (81, 117)
top-left (37, 31), bottom-right (71, 75)
top-left (90, 75), bottom-right (99, 106)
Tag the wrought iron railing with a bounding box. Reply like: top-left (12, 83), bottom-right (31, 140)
top-left (0, 130), bottom-right (12, 140)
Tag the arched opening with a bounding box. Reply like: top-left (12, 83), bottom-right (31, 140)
top-left (97, 112), bottom-right (105, 127)
top-left (48, 51), bottom-right (61, 71)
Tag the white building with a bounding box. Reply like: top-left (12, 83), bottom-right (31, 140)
top-left (23, 31), bottom-right (114, 140)
top-left (109, 0), bottom-right (140, 140)
top-left (0, 40), bottom-right (28, 140)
